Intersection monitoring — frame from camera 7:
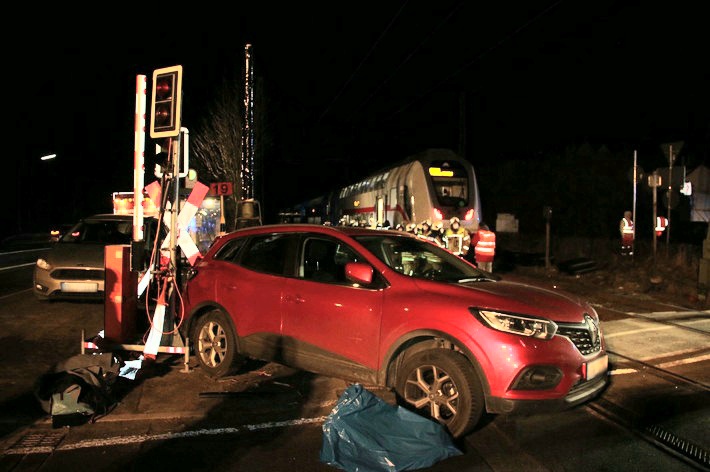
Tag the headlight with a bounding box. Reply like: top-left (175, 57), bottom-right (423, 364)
top-left (36, 258), bottom-right (52, 271)
top-left (471, 308), bottom-right (557, 340)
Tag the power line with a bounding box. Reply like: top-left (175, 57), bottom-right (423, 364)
top-left (351, 1), bottom-right (465, 119)
top-left (385, 0), bottom-right (563, 122)
top-left (317, 0), bottom-right (411, 125)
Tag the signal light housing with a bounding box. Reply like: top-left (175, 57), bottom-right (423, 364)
top-left (150, 65), bottom-right (183, 138)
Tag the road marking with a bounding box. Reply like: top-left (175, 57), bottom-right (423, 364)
top-left (639, 347), bottom-right (710, 361)
top-left (628, 310), bottom-right (710, 317)
top-left (604, 323), bottom-right (674, 338)
top-left (0, 262), bottom-right (35, 272)
top-left (3, 416), bottom-right (328, 455)
top-left (609, 368), bottom-right (637, 375)
top-left (0, 288), bottom-right (32, 300)
top-left (657, 353), bottom-right (710, 369)
top-left (0, 248), bottom-right (48, 256)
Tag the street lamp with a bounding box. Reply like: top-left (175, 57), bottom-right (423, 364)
top-left (40, 153), bottom-right (57, 161)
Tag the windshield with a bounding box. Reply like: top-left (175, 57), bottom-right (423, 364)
top-left (352, 234), bottom-right (491, 282)
top-left (60, 219), bottom-right (133, 244)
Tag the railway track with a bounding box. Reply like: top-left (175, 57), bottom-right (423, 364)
top-left (591, 305), bottom-right (710, 471)
top-left (589, 349), bottom-right (710, 471)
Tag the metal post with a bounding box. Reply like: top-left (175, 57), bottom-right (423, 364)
top-left (181, 337), bottom-right (191, 373)
top-left (220, 195), bottom-right (226, 235)
top-left (633, 150), bottom-right (637, 261)
top-left (652, 171), bottom-right (658, 263)
top-left (666, 145), bottom-right (673, 255)
top-left (171, 135), bottom-right (180, 270)
top-left (545, 219), bottom-right (551, 270)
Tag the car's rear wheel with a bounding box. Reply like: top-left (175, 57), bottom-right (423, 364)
top-left (192, 309), bottom-right (243, 378)
top-left (395, 349), bottom-right (484, 438)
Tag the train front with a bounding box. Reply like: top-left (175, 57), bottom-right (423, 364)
top-left (425, 157), bottom-right (481, 233)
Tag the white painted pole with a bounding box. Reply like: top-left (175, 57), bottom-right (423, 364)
top-left (134, 75), bottom-right (147, 242)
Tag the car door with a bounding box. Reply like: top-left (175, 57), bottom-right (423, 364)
top-left (213, 233), bottom-right (297, 358)
top-left (281, 235), bottom-right (385, 372)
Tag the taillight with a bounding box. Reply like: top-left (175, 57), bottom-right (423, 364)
top-left (464, 209), bottom-right (475, 221)
top-left (433, 208), bottom-right (443, 220)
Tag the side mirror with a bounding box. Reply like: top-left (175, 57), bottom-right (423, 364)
top-left (345, 261), bottom-right (373, 285)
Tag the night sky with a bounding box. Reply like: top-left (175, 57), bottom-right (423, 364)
top-left (6, 2), bottom-right (709, 240)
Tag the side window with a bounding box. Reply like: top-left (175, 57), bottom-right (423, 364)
top-left (213, 237), bottom-right (247, 264)
top-left (240, 234), bottom-right (294, 275)
top-left (301, 237), bottom-right (361, 284)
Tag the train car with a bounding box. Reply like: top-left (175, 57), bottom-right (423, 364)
top-left (281, 149), bottom-right (482, 231)
top-left (322, 148), bottom-right (482, 232)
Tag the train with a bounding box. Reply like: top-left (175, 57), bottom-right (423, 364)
top-left (281, 148), bottom-right (482, 233)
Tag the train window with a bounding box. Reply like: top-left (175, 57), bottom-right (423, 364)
top-left (430, 160), bottom-right (469, 205)
top-left (435, 181), bottom-right (468, 204)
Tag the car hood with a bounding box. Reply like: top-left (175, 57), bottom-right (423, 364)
top-left (415, 278), bottom-right (592, 323)
top-left (45, 242), bottom-right (107, 269)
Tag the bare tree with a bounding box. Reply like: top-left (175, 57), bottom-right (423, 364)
top-left (191, 76), bottom-right (244, 231)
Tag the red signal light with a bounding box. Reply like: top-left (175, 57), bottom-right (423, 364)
top-left (155, 80), bottom-right (172, 99)
top-left (150, 65), bottom-right (183, 139)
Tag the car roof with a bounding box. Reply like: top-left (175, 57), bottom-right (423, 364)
top-left (226, 223), bottom-right (415, 237)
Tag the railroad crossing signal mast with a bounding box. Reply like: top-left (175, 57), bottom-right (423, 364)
top-left (86, 66), bottom-right (207, 369)
top-left (139, 65), bottom-right (183, 357)
top-left (150, 65), bottom-right (183, 271)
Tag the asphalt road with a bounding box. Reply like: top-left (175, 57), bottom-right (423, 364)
top-left (0, 248), bottom-right (708, 471)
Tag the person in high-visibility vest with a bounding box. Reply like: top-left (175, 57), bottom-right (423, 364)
top-left (444, 217), bottom-right (470, 256)
top-left (619, 210), bottom-right (634, 256)
top-left (472, 223), bottom-right (496, 272)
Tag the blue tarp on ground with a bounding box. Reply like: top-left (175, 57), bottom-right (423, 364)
top-left (320, 384), bottom-right (462, 472)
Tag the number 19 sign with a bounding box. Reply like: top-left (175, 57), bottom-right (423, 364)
top-left (209, 182), bottom-right (233, 196)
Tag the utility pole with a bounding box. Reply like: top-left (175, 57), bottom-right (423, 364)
top-left (666, 144), bottom-right (674, 254)
top-left (660, 141), bottom-right (683, 255)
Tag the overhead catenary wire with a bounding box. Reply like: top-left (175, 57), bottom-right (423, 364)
top-left (385, 0), bottom-right (564, 121)
top-left (351, 1), bottom-right (465, 119)
top-left (316, 0), bottom-right (411, 125)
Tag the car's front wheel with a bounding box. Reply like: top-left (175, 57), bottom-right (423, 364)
top-left (192, 309), bottom-right (243, 378)
top-left (395, 349), bottom-right (484, 438)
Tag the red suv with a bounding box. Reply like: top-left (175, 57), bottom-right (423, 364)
top-left (182, 224), bottom-right (608, 437)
